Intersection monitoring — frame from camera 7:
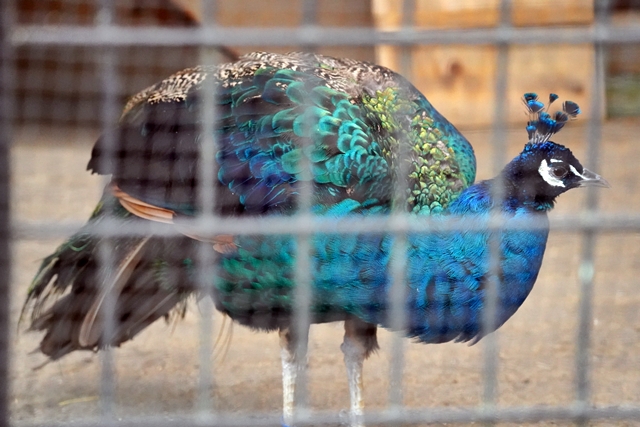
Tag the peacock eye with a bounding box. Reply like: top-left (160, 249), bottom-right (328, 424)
top-left (551, 165), bottom-right (568, 178)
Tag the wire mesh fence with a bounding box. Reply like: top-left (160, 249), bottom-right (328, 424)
top-left (3, 0), bottom-right (640, 426)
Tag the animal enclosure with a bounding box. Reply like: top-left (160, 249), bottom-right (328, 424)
top-left (3, 1), bottom-right (640, 427)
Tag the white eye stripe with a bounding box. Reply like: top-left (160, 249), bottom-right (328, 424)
top-left (569, 164), bottom-right (587, 180)
top-left (538, 159), bottom-right (565, 187)
top-left (550, 159), bottom-right (562, 163)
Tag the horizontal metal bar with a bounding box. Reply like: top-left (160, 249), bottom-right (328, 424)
top-left (10, 23), bottom-right (640, 48)
top-left (11, 212), bottom-right (640, 241)
top-left (15, 404), bottom-right (640, 427)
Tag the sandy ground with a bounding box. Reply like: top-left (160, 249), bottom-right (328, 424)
top-left (7, 121), bottom-right (640, 426)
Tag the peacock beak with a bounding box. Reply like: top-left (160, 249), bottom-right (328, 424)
top-left (578, 168), bottom-right (610, 188)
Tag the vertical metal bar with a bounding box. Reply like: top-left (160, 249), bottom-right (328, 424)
top-left (575, 0), bottom-right (608, 421)
top-left (196, 0), bottom-right (218, 420)
top-left (96, 0), bottom-right (119, 421)
top-left (301, 0), bottom-right (318, 27)
top-left (387, 0), bottom-right (416, 411)
top-left (0, 1), bottom-right (14, 427)
top-left (291, 1), bottom-right (318, 422)
top-left (287, 0), bottom-right (316, 401)
top-left (386, 228), bottom-right (408, 411)
top-left (301, 0), bottom-right (318, 54)
top-left (292, 228), bottom-right (312, 422)
top-left (483, 0), bottom-right (511, 413)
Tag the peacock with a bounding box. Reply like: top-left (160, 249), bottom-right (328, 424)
top-left (21, 52), bottom-right (607, 427)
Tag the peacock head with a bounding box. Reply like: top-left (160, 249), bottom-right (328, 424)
top-left (501, 93), bottom-right (609, 208)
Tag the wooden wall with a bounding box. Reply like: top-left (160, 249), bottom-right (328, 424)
top-left (15, 0), bottom-right (201, 127)
top-left (16, 0), bottom-right (599, 128)
top-left (170, 0), bottom-right (376, 62)
top-left (170, 0), bottom-right (597, 127)
top-left (373, 0), bottom-right (595, 128)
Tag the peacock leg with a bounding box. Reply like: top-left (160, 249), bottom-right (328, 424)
top-left (279, 326), bottom-right (307, 427)
top-left (341, 317), bottom-right (379, 427)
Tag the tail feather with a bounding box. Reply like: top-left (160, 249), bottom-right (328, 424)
top-left (21, 192), bottom-right (201, 360)
top-left (78, 236), bottom-right (151, 347)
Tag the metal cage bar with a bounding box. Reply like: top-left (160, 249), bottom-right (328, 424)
top-left (13, 24), bottom-right (640, 47)
top-left (194, 1), bottom-right (219, 420)
top-left (0, 1), bottom-right (14, 427)
top-left (13, 403), bottom-right (640, 427)
top-left (14, 212), bottom-right (640, 239)
top-left (574, 0), bottom-right (610, 416)
top-left (95, 0), bottom-right (120, 420)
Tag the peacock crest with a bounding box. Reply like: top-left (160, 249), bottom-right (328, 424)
top-left (523, 92), bottom-right (580, 144)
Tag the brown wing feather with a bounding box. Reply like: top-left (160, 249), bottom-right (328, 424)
top-left (112, 184), bottom-right (237, 253)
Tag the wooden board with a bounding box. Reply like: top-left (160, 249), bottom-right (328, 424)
top-left (511, 0), bottom-right (594, 27)
top-left (378, 45), bottom-right (594, 127)
top-left (377, 43), bottom-right (594, 127)
top-left (607, 12), bottom-right (640, 75)
top-left (168, 0), bottom-right (376, 62)
top-left (373, 0), bottom-right (597, 127)
top-left (170, 0), bottom-right (373, 27)
top-left (372, 0), bottom-right (594, 30)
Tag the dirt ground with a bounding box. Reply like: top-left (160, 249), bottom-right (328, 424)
top-left (7, 121), bottom-right (640, 426)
